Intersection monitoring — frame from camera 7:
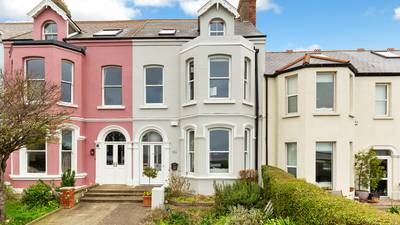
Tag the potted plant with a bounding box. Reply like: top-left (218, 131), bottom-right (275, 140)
top-left (142, 167), bottom-right (158, 207)
top-left (354, 149), bottom-right (384, 202)
top-left (60, 169), bottom-right (76, 208)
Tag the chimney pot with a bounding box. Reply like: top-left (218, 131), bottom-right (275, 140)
top-left (387, 48), bottom-right (396, 51)
top-left (237, 0), bottom-right (257, 26)
top-left (357, 48), bottom-right (365, 52)
top-left (286, 50), bottom-right (294, 53)
top-left (314, 49), bottom-right (321, 52)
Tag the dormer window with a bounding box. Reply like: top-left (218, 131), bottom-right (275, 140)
top-left (209, 19), bottom-right (225, 36)
top-left (43, 22), bottom-right (58, 40)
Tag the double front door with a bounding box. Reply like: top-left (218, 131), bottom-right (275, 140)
top-left (141, 144), bottom-right (163, 184)
top-left (103, 143), bottom-right (129, 184)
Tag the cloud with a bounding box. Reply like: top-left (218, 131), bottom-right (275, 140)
top-left (0, 0), bottom-right (140, 21)
top-left (395, 7), bottom-right (400, 21)
top-left (294, 44), bottom-right (321, 52)
top-left (133, 0), bottom-right (173, 7)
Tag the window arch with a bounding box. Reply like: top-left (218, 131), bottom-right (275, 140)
top-left (43, 21), bottom-right (58, 40)
top-left (142, 131), bottom-right (163, 142)
top-left (105, 131), bottom-right (126, 142)
top-left (209, 18), bottom-right (225, 36)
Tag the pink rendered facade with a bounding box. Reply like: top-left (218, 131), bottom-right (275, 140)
top-left (3, 7), bottom-right (133, 189)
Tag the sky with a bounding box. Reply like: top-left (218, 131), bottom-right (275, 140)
top-left (0, 0), bottom-right (399, 51)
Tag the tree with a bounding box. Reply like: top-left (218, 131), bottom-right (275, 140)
top-left (354, 148), bottom-right (384, 192)
top-left (0, 71), bottom-right (70, 222)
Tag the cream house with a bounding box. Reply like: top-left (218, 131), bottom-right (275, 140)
top-left (265, 50), bottom-right (400, 199)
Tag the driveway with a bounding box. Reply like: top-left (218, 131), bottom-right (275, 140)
top-left (33, 202), bottom-right (150, 225)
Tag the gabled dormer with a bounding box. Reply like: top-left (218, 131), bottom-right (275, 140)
top-left (198, 0), bottom-right (240, 37)
top-left (28, 0), bottom-right (81, 41)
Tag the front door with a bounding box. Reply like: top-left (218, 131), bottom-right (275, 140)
top-left (141, 144), bottom-right (163, 184)
top-left (372, 157), bottom-right (391, 197)
top-left (103, 144), bottom-right (128, 184)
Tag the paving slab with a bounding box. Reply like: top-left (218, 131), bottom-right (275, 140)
top-left (33, 202), bottom-right (150, 225)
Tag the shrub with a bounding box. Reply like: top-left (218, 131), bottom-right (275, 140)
top-left (224, 205), bottom-right (269, 225)
top-left (262, 166), bottom-right (400, 225)
top-left (4, 185), bottom-right (18, 201)
top-left (21, 180), bottom-right (56, 208)
top-left (167, 173), bottom-right (190, 197)
top-left (239, 169), bottom-right (258, 183)
top-left (214, 181), bottom-right (264, 213)
top-left (389, 206), bottom-right (400, 214)
top-left (264, 218), bottom-right (296, 225)
top-left (61, 169), bottom-right (76, 187)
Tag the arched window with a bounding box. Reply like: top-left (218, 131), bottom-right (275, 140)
top-left (209, 19), bottom-right (225, 36)
top-left (142, 131), bottom-right (163, 142)
top-left (105, 131), bottom-right (126, 142)
top-left (43, 22), bottom-right (58, 40)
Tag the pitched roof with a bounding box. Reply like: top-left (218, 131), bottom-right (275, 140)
top-left (198, 0), bottom-right (240, 18)
top-left (0, 19), bottom-right (264, 41)
top-left (266, 50), bottom-right (400, 76)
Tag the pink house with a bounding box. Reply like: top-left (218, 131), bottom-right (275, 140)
top-left (3, 0), bottom-right (133, 189)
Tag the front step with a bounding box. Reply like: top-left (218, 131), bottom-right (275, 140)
top-left (80, 185), bottom-right (152, 203)
top-left (81, 196), bottom-right (143, 203)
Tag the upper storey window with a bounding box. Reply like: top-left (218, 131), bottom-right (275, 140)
top-left (316, 72), bottom-right (335, 111)
top-left (61, 60), bottom-right (73, 103)
top-left (209, 56), bottom-right (230, 98)
top-left (26, 58), bottom-right (45, 89)
top-left (286, 75), bottom-right (298, 114)
top-left (145, 66), bottom-right (164, 104)
top-left (43, 22), bottom-right (58, 40)
top-left (187, 60), bottom-right (195, 101)
top-left (103, 66), bottom-right (123, 106)
top-left (209, 19), bottom-right (225, 36)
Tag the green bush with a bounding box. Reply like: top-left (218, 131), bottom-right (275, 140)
top-left (61, 169), bottom-right (76, 187)
top-left (21, 180), bottom-right (56, 208)
top-left (262, 166), bottom-right (400, 225)
top-left (224, 205), bottom-right (269, 225)
top-left (214, 181), bottom-right (264, 213)
top-left (388, 206), bottom-right (400, 214)
top-left (264, 218), bottom-right (296, 225)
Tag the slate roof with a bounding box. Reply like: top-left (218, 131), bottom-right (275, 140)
top-left (266, 50), bottom-right (400, 76)
top-left (0, 19), bottom-right (264, 41)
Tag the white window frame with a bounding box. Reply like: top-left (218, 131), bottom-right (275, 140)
top-left (60, 128), bottom-right (77, 174)
top-left (61, 60), bottom-right (74, 104)
top-left (375, 83), bottom-right (390, 117)
top-left (286, 142), bottom-right (297, 177)
top-left (186, 59), bottom-right (195, 101)
top-left (315, 142), bottom-right (335, 189)
top-left (244, 58), bottom-right (251, 101)
top-left (244, 128), bottom-right (251, 170)
top-left (43, 21), bottom-right (58, 40)
top-left (208, 128), bottom-right (231, 174)
top-left (208, 56), bottom-right (231, 99)
top-left (286, 75), bottom-right (298, 114)
top-left (25, 57), bottom-right (45, 82)
top-left (144, 65), bottom-right (164, 105)
top-left (24, 140), bottom-right (47, 175)
top-left (186, 129), bottom-right (195, 174)
top-left (316, 72), bottom-right (336, 112)
top-left (209, 19), bottom-right (225, 36)
top-left (102, 66), bottom-right (123, 106)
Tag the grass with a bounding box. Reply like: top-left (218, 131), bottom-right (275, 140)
top-left (169, 195), bottom-right (214, 204)
top-left (5, 199), bottom-right (59, 225)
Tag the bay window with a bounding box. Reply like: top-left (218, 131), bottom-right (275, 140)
top-left (103, 66), bottom-right (122, 106)
top-left (209, 56), bottom-right (230, 98)
top-left (286, 143), bottom-right (297, 177)
top-left (316, 72), bottom-right (335, 111)
top-left (187, 60), bottom-right (195, 101)
top-left (209, 129), bottom-right (230, 173)
top-left (61, 60), bottom-right (73, 103)
top-left (186, 130), bottom-right (195, 173)
top-left (145, 66), bottom-right (164, 104)
top-left (286, 75), bottom-right (298, 114)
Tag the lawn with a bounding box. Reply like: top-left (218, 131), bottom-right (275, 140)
top-left (5, 199), bottom-right (59, 225)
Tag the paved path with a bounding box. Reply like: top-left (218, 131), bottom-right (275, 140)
top-left (34, 202), bottom-right (150, 225)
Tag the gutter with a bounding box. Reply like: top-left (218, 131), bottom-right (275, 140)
top-left (254, 47), bottom-right (259, 170)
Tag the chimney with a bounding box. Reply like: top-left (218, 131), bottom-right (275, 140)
top-left (237, 0), bottom-right (256, 26)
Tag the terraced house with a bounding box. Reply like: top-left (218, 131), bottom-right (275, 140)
top-left (0, 0), bottom-right (266, 195)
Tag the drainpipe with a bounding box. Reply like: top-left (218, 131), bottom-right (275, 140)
top-left (254, 47), bottom-right (259, 170)
top-left (265, 76), bottom-right (269, 166)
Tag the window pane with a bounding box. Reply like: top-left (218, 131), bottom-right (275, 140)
top-left (210, 130), bottom-right (229, 151)
top-left (287, 76), bottom-right (297, 95)
top-left (376, 85), bottom-right (387, 100)
top-left (118, 145), bottom-right (125, 165)
top-left (146, 86), bottom-right (163, 103)
top-left (210, 60), bottom-right (229, 77)
top-left (142, 132), bottom-right (163, 142)
top-left (44, 23), bottom-right (57, 33)
top-left (62, 130), bottom-right (73, 150)
top-left (288, 96), bottom-right (298, 113)
top-left (61, 82), bottom-right (72, 103)
top-left (27, 152), bottom-right (46, 173)
top-left (154, 145), bottom-right (162, 171)
top-left (105, 131), bottom-right (126, 142)
top-left (146, 67), bottom-right (163, 85)
top-left (188, 130), bottom-right (195, 173)
top-left (143, 145), bottom-right (150, 168)
top-left (210, 152), bottom-right (229, 173)
top-left (61, 152), bottom-right (71, 172)
top-left (288, 168), bottom-right (297, 177)
top-left (210, 79), bottom-right (229, 98)
top-left (189, 83), bottom-right (194, 100)
top-left (62, 61), bottom-right (72, 82)
top-left (45, 35), bottom-right (57, 40)
top-left (316, 74), bottom-right (334, 109)
top-left (189, 153), bottom-right (195, 173)
top-left (376, 101), bottom-right (387, 115)
top-left (316, 143), bottom-right (333, 187)
top-left (287, 143), bottom-right (297, 166)
top-left (104, 67), bottom-right (122, 85)
top-left (104, 87), bottom-right (122, 105)
top-left (106, 145), bottom-right (113, 165)
top-left (26, 59), bottom-right (44, 79)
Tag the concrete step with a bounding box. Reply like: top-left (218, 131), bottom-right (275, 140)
top-left (80, 196), bottom-right (143, 203)
top-left (85, 192), bottom-right (143, 197)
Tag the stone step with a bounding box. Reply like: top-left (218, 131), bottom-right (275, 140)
top-left (89, 189), bottom-right (143, 193)
top-left (80, 196), bottom-right (143, 203)
top-left (85, 192), bottom-right (143, 197)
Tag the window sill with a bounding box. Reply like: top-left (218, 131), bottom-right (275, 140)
top-left (10, 173), bottom-right (87, 180)
top-left (140, 105), bottom-right (168, 109)
top-left (242, 100), bottom-right (254, 107)
top-left (374, 116), bottom-right (394, 120)
top-left (203, 99), bottom-right (236, 104)
top-left (182, 101), bottom-right (197, 107)
top-left (57, 102), bottom-right (78, 108)
top-left (182, 175), bottom-right (238, 180)
top-left (282, 114), bottom-right (300, 119)
top-left (97, 105), bottom-right (126, 110)
top-left (349, 114), bottom-right (355, 118)
top-left (313, 112), bottom-right (340, 117)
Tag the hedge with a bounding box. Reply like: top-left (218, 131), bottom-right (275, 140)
top-left (262, 166), bottom-right (400, 225)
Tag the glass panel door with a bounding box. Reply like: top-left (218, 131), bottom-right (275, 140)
top-left (117, 145), bottom-right (125, 165)
top-left (154, 145), bottom-right (162, 171)
top-left (143, 145), bottom-right (150, 168)
top-left (372, 158), bottom-right (389, 197)
top-left (106, 145), bottom-right (114, 166)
